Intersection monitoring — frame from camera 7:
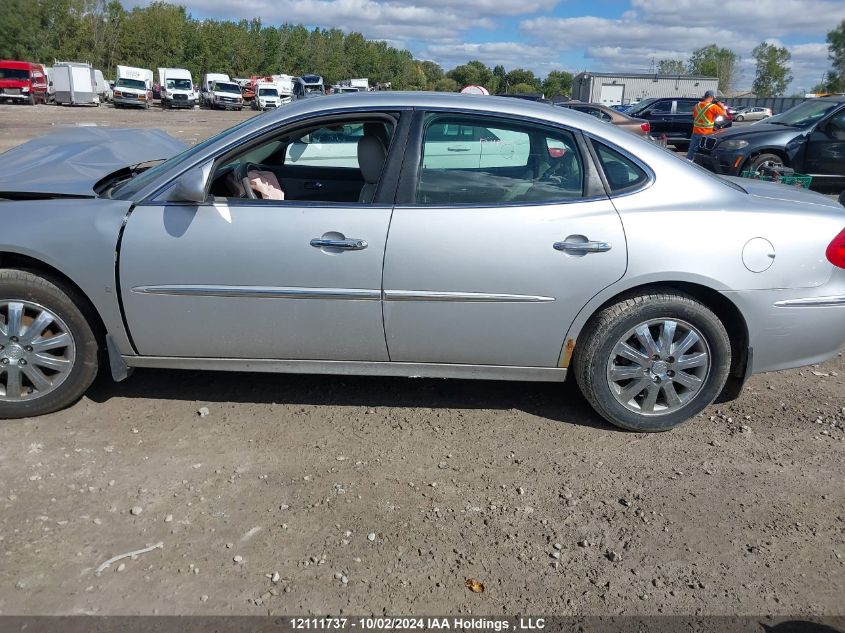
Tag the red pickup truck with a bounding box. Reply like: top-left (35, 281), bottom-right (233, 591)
top-left (0, 60), bottom-right (49, 105)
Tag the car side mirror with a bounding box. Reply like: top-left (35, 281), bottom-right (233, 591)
top-left (167, 162), bottom-right (211, 203)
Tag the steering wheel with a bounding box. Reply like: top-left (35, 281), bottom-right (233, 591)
top-left (233, 162), bottom-right (263, 199)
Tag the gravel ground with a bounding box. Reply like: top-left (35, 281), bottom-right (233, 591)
top-left (0, 102), bottom-right (843, 616)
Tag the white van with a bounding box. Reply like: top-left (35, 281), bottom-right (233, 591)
top-left (253, 82), bottom-right (280, 110)
top-left (158, 68), bottom-right (196, 109)
top-left (94, 69), bottom-right (111, 102)
top-left (113, 65), bottom-right (153, 109)
top-left (52, 62), bottom-right (99, 106)
top-left (200, 72), bottom-right (229, 107)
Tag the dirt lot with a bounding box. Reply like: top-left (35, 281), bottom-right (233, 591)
top-left (0, 102), bottom-right (843, 617)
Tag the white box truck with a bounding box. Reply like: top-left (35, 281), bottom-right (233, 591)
top-left (200, 72), bottom-right (229, 107)
top-left (270, 74), bottom-right (294, 104)
top-left (52, 62), bottom-right (99, 106)
top-left (113, 65), bottom-right (153, 109)
top-left (158, 68), bottom-right (196, 109)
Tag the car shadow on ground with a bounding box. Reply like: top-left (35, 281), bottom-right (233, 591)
top-left (85, 368), bottom-right (620, 431)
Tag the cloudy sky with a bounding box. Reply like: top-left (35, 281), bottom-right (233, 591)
top-left (127, 0), bottom-right (843, 92)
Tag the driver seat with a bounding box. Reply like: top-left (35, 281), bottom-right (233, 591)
top-left (357, 135), bottom-right (386, 203)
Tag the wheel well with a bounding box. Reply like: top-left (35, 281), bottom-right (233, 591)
top-left (742, 148), bottom-right (788, 172)
top-left (0, 252), bottom-right (107, 347)
top-left (576, 281), bottom-right (750, 400)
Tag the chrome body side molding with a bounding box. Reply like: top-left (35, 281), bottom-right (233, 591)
top-left (122, 356), bottom-right (568, 382)
top-left (773, 295), bottom-right (845, 308)
top-left (132, 285), bottom-right (381, 301)
top-left (383, 290), bottom-right (555, 303)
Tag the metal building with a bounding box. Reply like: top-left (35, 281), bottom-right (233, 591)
top-left (572, 72), bottom-right (719, 106)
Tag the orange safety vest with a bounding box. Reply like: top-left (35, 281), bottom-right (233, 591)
top-left (692, 101), bottom-right (725, 136)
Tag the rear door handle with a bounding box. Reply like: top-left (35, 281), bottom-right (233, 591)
top-left (447, 146), bottom-right (471, 152)
top-left (304, 181), bottom-right (323, 190)
top-left (310, 238), bottom-right (368, 250)
top-left (554, 240), bottom-right (612, 254)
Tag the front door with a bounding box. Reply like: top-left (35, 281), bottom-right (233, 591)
top-left (382, 112), bottom-right (627, 368)
top-left (805, 109), bottom-right (845, 182)
top-left (119, 115), bottom-right (402, 361)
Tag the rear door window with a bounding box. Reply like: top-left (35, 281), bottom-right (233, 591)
top-left (592, 141), bottom-right (649, 194)
top-left (416, 115), bottom-right (584, 205)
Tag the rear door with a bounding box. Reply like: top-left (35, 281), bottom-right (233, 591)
top-left (640, 99), bottom-right (673, 137)
top-left (804, 108), bottom-right (845, 182)
top-left (671, 99), bottom-right (697, 141)
top-left (382, 112), bottom-right (627, 368)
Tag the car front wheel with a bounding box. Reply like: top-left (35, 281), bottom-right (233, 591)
top-left (736, 115), bottom-right (744, 121)
top-left (0, 269), bottom-right (99, 419)
top-left (573, 290), bottom-right (731, 431)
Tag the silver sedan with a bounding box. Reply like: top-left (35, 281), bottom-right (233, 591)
top-left (1, 93), bottom-right (844, 431)
top-left (735, 106), bottom-right (773, 121)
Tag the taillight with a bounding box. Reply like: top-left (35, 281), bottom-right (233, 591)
top-left (827, 227), bottom-right (845, 269)
top-left (640, 121), bottom-right (650, 133)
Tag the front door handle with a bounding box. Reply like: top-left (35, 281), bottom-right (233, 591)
top-left (310, 238), bottom-right (368, 250)
top-left (304, 181), bottom-right (323, 190)
top-left (447, 146), bottom-right (471, 152)
top-left (554, 240), bottom-right (612, 254)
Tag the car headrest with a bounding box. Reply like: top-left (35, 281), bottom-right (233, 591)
top-left (358, 135), bottom-right (386, 184)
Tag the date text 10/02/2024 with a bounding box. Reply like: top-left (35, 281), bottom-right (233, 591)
top-left (289, 618), bottom-right (547, 630)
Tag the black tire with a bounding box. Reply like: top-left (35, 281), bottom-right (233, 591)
top-left (573, 289), bottom-right (731, 432)
top-left (736, 114), bottom-right (744, 122)
top-left (0, 269), bottom-right (99, 419)
top-left (747, 152), bottom-right (783, 175)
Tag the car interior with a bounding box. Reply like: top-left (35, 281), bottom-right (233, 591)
top-left (208, 117), bottom-right (395, 204)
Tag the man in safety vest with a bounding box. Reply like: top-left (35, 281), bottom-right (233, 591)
top-left (686, 90), bottom-right (727, 160)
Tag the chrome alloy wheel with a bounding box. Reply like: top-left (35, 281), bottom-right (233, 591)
top-left (0, 300), bottom-right (76, 401)
top-left (606, 318), bottom-right (711, 416)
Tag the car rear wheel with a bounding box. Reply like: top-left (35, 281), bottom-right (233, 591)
top-left (0, 269), bottom-right (99, 419)
top-left (573, 290), bottom-right (731, 431)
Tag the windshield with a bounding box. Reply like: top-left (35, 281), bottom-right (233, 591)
top-left (166, 78), bottom-right (192, 91)
top-left (215, 82), bottom-right (240, 94)
top-left (111, 116), bottom-right (259, 199)
top-left (116, 78), bottom-right (145, 90)
top-left (764, 100), bottom-right (841, 127)
top-left (0, 68), bottom-right (30, 81)
top-left (259, 88), bottom-right (278, 96)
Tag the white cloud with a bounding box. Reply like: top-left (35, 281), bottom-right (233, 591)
top-left (420, 41), bottom-right (559, 72)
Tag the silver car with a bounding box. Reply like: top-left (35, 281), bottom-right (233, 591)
top-left (735, 106), bottom-right (773, 122)
top-left (1, 93), bottom-right (844, 431)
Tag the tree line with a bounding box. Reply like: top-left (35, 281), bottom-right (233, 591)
top-left (0, 0), bottom-right (573, 96)
top-left (656, 21), bottom-right (845, 97)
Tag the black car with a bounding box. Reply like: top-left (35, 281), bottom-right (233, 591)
top-left (626, 97), bottom-right (731, 149)
top-left (693, 96), bottom-right (845, 188)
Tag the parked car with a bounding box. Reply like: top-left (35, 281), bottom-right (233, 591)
top-left (253, 82), bottom-right (281, 110)
top-left (1, 93), bottom-right (844, 432)
top-left (693, 96), bottom-right (845, 187)
top-left (556, 101), bottom-right (651, 137)
top-left (626, 97), bottom-right (731, 149)
top-left (734, 106), bottom-right (773, 122)
top-left (0, 60), bottom-right (49, 105)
